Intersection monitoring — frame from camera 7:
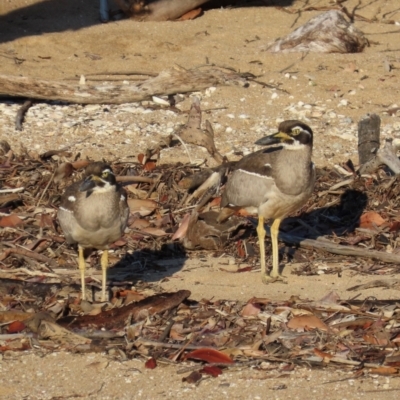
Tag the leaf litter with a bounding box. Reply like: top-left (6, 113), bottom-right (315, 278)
top-left (2, 104), bottom-right (400, 382)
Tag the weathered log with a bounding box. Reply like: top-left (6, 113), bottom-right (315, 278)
top-left (358, 113), bottom-right (380, 165)
top-left (114, 0), bottom-right (209, 21)
top-left (0, 67), bottom-right (247, 105)
top-left (358, 113), bottom-right (400, 175)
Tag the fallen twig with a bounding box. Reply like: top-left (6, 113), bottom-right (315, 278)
top-left (0, 247), bottom-right (58, 268)
top-left (15, 100), bottom-right (33, 131)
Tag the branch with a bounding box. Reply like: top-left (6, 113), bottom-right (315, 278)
top-left (0, 67), bottom-right (248, 105)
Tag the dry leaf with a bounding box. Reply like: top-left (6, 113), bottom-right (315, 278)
top-left (130, 218), bottom-right (151, 230)
top-left (40, 213), bottom-right (55, 230)
top-left (200, 366), bottom-right (222, 377)
top-left (314, 348), bottom-right (333, 361)
top-left (145, 357), bottom-right (157, 369)
top-left (287, 315), bottom-right (328, 331)
top-left (369, 366), bottom-right (399, 376)
top-left (172, 213), bottom-right (191, 241)
top-left (71, 160), bottom-right (91, 170)
top-left (126, 186), bottom-right (147, 199)
top-left (8, 320), bottom-right (26, 333)
top-left (127, 199), bottom-right (157, 216)
top-left (54, 162), bottom-right (73, 183)
top-left (182, 371), bottom-right (202, 384)
top-left (0, 214), bottom-right (24, 228)
top-left (178, 8), bottom-right (202, 21)
top-left (185, 348), bottom-right (234, 364)
top-left (241, 302), bottom-right (261, 317)
top-left (141, 227), bottom-right (168, 236)
top-left (359, 211), bottom-right (385, 229)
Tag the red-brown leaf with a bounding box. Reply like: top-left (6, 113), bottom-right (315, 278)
top-left (200, 366), bottom-right (223, 377)
top-left (185, 348), bottom-right (234, 364)
top-left (145, 357), bottom-right (157, 369)
top-left (287, 315), bottom-right (328, 331)
top-left (241, 302), bottom-right (261, 317)
top-left (359, 211), bottom-right (385, 229)
top-left (178, 8), bottom-right (202, 21)
top-left (8, 321), bottom-right (26, 333)
top-left (314, 348), bottom-right (333, 360)
top-left (0, 214), bottom-right (24, 228)
top-left (369, 366), bottom-right (399, 376)
top-left (143, 161), bottom-right (157, 172)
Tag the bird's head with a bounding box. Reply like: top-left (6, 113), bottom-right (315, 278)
top-left (79, 162), bottom-right (117, 194)
top-left (255, 120), bottom-right (313, 148)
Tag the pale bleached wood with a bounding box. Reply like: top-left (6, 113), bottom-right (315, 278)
top-left (0, 67), bottom-right (247, 105)
top-left (114, 0), bottom-right (208, 21)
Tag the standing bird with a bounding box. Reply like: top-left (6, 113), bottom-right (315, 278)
top-left (218, 120), bottom-right (315, 283)
top-left (58, 162), bottom-right (129, 301)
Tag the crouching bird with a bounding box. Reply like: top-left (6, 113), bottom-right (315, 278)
top-left (218, 120), bottom-right (315, 283)
top-left (58, 162), bottom-right (129, 301)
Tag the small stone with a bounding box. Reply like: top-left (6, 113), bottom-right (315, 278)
top-left (225, 127), bottom-right (233, 134)
top-left (271, 92), bottom-right (278, 99)
top-left (90, 120), bottom-right (103, 127)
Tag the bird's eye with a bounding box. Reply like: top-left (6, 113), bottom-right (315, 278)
top-left (292, 128), bottom-right (301, 136)
top-left (102, 171), bottom-right (109, 178)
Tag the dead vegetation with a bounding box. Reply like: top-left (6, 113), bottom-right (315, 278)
top-left (2, 101), bottom-right (400, 378)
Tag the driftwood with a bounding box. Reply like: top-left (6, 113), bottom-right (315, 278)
top-left (268, 11), bottom-right (368, 53)
top-left (273, 228), bottom-right (400, 265)
top-left (358, 114), bottom-right (400, 175)
top-left (0, 67), bottom-right (247, 105)
top-left (114, 0), bottom-right (208, 21)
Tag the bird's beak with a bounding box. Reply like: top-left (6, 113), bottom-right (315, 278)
top-left (255, 131), bottom-right (292, 146)
top-left (79, 175), bottom-right (100, 192)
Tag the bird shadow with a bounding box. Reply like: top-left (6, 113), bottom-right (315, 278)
top-left (277, 187), bottom-right (369, 273)
top-left (284, 188), bottom-right (369, 240)
top-left (108, 244), bottom-right (189, 286)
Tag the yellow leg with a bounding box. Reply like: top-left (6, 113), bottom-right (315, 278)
top-left (270, 218), bottom-right (282, 278)
top-left (100, 250), bottom-right (109, 302)
top-left (256, 216), bottom-right (267, 279)
top-left (78, 245), bottom-right (86, 300)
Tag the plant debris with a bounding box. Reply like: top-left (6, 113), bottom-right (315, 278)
top-left (2, 123), bottom-right (400, 378)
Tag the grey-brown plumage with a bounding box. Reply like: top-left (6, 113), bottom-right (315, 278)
top-left (58, 162), bottom-right (129, 301)
top-left (219, 120), bottom-right (315, 282)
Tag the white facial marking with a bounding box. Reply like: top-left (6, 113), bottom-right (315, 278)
top-left (102, 169), bottom-right (114, 175)
top-left (120, 194), bottom-right (126, 201)
top-left (282, 141), bottom-right (306, 150)
top-left (264, 163), bottom-right (271, 168)
top-left (68, 195), bottom-right (76, 202)
top-left (91, 181), bottom-right (114, 194)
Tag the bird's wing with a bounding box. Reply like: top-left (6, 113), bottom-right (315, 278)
top-left (221, 168), bottom-right (275, 208)
top-left (221, 147), bottom-right (281, 208)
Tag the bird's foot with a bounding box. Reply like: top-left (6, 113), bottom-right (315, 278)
top-left (261, 274), bottom-right (287, 284)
